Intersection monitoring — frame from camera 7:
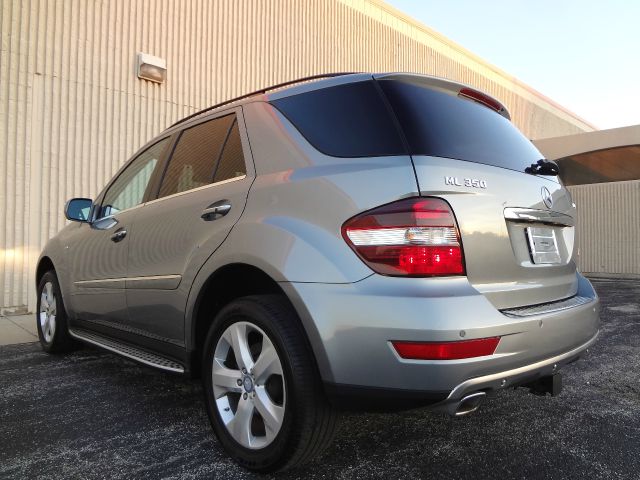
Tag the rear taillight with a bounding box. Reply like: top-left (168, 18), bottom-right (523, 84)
top-left (341, 197), bottom-right (465, 277)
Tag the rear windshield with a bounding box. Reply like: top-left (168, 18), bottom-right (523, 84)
top-left (271, 78), bottom-right (543, 172)
top-left (270, 81), bottom-right (406, 157)
top-left (378, 79), bottom-right (543, 172)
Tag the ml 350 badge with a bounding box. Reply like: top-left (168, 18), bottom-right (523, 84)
top-left (445, 176), bottom-right (488, 188)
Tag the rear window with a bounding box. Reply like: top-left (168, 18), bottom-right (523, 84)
top-left (378, 79), bottom-right (543, 172)
top-left (270, 81), bottom-right (406, 157)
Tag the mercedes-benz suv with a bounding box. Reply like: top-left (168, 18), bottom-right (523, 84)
top-left (36, 73), bottom-right (599, 472)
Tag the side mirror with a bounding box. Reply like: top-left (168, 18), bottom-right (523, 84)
top-left (65, 198), bottom-right (93, 222)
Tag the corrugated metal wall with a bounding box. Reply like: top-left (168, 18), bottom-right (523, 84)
top-left (1, 0), bottom-right (595, 311)
top-left (569, 181), bottom-right (640, 276)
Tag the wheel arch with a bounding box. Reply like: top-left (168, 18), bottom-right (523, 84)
top-left (187, 262), bottom-right (328, 379)
top-left (36, 256), bottom-right (56, 286)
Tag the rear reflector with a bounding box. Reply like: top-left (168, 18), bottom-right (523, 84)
top-left (341, 197), bottom-right (465, 276)
top-left (392, 337), bottom-right (500, 360)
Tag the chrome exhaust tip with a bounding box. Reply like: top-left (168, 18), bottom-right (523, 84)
top-left (453, 392), bottom-right (486, 416)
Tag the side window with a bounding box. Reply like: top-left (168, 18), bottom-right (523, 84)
top-left (270, 81), bottom-right (406, 157)
top-left (100, 138), bottom-right (169, 218)
top-left (158, 114), bottom-right (234, 198)
top-left (213, 119), bottom-right (246, 183)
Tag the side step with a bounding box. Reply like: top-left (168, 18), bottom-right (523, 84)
top-left (69, 328), bottom-right (185, 373)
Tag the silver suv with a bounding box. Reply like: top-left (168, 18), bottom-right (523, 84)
top-left (36, 73), bottom-right (599, 472)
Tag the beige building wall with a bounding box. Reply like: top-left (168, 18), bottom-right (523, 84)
top-left (568, 181), bottom-right (640, 276)
top-left (1, 0), bottom-right (595, 312)
top-left (534, 127), bottom-right (640, 277)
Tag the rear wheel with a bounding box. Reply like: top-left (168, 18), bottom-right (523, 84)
top-left (202, 295), bottom-right (337, 472)
top-left (36, 271), bottom-right (75, 353)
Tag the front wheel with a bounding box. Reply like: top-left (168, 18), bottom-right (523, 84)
top-left (202, 295), bottom-right (337, 472)
top-left (36, 271), bottom-right (76, 353)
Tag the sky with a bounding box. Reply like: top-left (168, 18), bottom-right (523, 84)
top-left (385, 0), bottom-right (640, 130)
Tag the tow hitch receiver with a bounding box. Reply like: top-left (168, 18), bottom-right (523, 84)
top-left (523, 373), bottom-right (563, 396)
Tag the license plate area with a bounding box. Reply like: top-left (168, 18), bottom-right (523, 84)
top-left (526, 226), bottom-right (561, 264)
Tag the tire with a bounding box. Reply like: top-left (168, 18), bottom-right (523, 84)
top-left (202, 294), bottom-right (337, 472)
top-left (36, 270), bottom-right (76, 354)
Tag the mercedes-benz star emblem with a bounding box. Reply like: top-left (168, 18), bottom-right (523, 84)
top-left (541, 186), bottom-right (553, 209)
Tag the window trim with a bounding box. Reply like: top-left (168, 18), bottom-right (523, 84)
top-left (144, 174), bottom-right (248, 206)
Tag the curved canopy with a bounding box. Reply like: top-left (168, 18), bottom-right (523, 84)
top-left (534, 125), bottom-right (640, 186)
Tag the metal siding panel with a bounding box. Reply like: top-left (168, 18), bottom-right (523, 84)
top-left (0, 0), bottom-right (602, 311)
top-left (569, 181), bottom-right (640, 275)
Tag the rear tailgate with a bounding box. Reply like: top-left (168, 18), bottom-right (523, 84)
top-left (376, 74), bottom-right (578, 309)
top-left (413, 156), bottom-right (577, 309)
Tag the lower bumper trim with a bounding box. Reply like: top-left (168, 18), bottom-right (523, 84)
top-left (443, 330), bottom-right (599, 402)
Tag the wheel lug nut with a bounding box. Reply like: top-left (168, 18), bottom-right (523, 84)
top-left (237, 379), bottom-right (242, 386)
top-left (242, 368), bottom-right (247, 374)
top-left (243, 393), bottom-right (247, 400)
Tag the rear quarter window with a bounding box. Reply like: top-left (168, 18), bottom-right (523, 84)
top-left (270, 81), bottom-right (406, 158)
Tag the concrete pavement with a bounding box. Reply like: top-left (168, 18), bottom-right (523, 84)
top-left (0, 314), bottom-right (37, 346)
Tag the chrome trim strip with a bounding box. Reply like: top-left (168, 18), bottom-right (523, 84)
top-left (69, 328), bottom-right (185, 373)
top-left (444, 332), bottom-right (598, 402)
top-left (504, 207), bottom-right (575, 227)
top-left (74, 278), bottom-right (126, 288)
top-left (501, 295), bottom-right (594, 317)
top-left (125, 274), bottom-right (182, 282)
top-left (75, 274), bottom-right (182, 289)
top-left (125, 274), bottom-right (182, 289)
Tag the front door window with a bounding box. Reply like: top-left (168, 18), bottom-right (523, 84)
top-left (99, 137), bottom-right (170, 218)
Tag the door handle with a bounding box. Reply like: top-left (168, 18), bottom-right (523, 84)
top-left (110, 228), bottom-right (127, 242)
top-left (201, 201), bottom-right (231, 221)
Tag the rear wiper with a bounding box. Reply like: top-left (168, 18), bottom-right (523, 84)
top-left (525, 159), bottom-right (559, 176)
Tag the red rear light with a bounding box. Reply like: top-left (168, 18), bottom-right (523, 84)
top-left (458, 87), bottom-right (504, 114)
top-left (392, 337), bottom-right (500, 360)
top-left (341, 197), bottom-right (465, 276)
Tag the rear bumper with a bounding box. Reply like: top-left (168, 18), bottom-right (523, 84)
top-left (281, 273), bottom-right (599, 405)
top-left (324, 331), bottom-right (597, 411)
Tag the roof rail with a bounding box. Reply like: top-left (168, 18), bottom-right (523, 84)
top-left (169, 72), bottom-right (359, 128)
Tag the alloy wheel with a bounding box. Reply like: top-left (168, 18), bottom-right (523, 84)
top-left (39, 281), bottom-right (57, 343)
top-left (212, 321), bottom-right (286, 449)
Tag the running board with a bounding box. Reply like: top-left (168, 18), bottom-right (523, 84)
top-left (69, 328), bottom-right (185, 373)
